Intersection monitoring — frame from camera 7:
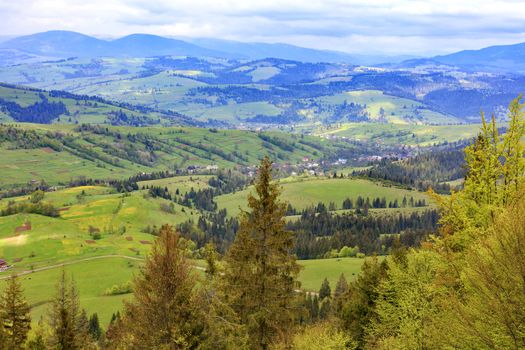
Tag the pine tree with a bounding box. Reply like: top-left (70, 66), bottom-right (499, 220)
top-left (87, 313), bottom-right (102, 341)
top-left (0, 275), bottom-right (31, 349)
top-left (197, 243), bottom-right (248, 349)
top-left (222, 157), bottom-right (301, 349)
top-left (333, 274), bottom-right (348, 313)
top-left (118, 224), bottom-right (203, 349)
top-left (319, 278), bottom-right (331, 301)
top-left (48, 270), bottom-right (87, 350)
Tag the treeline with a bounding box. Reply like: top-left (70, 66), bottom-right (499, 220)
top-left (356, 142), bottom-right (469, 193)
top-left (0, 95), bottom-right (67, 123)
top-left (290, 207), bottom-right (438, 258)
top-left (178, 203), bottom-right (438, 258)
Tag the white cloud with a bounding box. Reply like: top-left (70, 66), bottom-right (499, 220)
top-left (1, 0), bottom-right (525, 55)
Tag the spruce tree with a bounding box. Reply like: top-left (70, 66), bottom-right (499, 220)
top-left (0, 275), bottom-right (31, 349)
top-left (319, 278), bottom-right (331, 301)
top-left (222, 157), bottom-right (301, 349)
top-left (87, 313), bottom-right (102, 341)
top-left (48, 270), bottom-right (87, 350)
top-left (118, 224), bottom-right (203, 349)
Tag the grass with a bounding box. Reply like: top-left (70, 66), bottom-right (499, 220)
top-left (216, 176), bottom-right (429, 216)
top-left (298, 257), bottom-right (370, 291)
top-left (138, 175), bottom-right (213, 195)
top-left (0, 186), bottom-right (200, 271)
top-left (0, 255), bottom-right (370, 326)
top-left (318, 122), bottom-right (480, 146)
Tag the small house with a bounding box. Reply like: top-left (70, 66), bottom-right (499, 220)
top-left (0, 259), bottom-right (10, 271)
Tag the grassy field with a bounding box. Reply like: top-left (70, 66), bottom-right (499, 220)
top-left (0, 186), bottom-right (200, 271)
top-left (317, 122), bottom-right (480, 146)
top-left (216, 177), bottom-right (429, 216)
top-left (0, 255), bottom-right (370, 326)
top-left (138, 175), bottom-right (214, 194)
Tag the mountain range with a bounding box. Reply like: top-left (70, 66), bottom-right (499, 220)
top-left (1, 30), bottom-right (525, 72)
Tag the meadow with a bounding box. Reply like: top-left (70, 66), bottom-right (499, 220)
top-left (216, 176), bottom-right (430, 216)
top-left (317, 122), bottom-right (480, 146)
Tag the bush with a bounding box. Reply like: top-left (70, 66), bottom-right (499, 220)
top-left (104, 281), bottom-right (133, 296)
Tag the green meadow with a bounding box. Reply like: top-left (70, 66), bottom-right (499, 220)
top-left (216, 177), bottom-right (429, 216)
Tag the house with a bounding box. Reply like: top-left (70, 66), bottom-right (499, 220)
top-left (0, 259), bottom-right (10, 272)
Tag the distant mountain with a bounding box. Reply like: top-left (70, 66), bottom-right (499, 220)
top-left (0, 30), bottom-right (398, 65)
top-left (0, 31), bottom-right (108, 57)
top-left (432, 42), bottom-right (525, 72)
top-left (0, 31), bottom-right (232, 60)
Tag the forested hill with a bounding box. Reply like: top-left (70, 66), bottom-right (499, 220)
top-left (0, 83), bottom-right (200, 126)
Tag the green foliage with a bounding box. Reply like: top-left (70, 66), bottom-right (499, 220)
top-left (117, 225), bottom-right (204, 349)
top-left (103, 281), bottom-right (133, 296)
top-left (48, 270), bottom-right (89, 350)
top-left (222, 157), bottom-right (301, 349)
top-left (0, 275), bottom-right (31, 349)
top-left (291, 323), bottom-right (356, 350)
top-left (339, 257), bottom-right (387, 348)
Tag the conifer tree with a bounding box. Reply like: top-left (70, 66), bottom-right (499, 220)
top-left (319, 278), bottom-right (331, 300)
top-left (222, 157), bottom-right (301, 349)
top-left (48, 270), bottom-right (87, 350)
top-left (118, 224), bottom-right (203, 349)
top-left (0, 275), bottom-right (31, 349)
top-left (87, 313), bottom-right (102, 341)
top-left (333, 274), bottom-right (348, 313)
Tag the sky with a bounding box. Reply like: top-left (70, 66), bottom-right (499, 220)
top-left (1, 0), bottom-right (525, 56)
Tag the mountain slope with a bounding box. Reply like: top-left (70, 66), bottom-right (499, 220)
top-left (433, 42), bottom-right (525, 72)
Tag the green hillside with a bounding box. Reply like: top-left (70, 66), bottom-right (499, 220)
top-left (0, 123), bottom-right (344, 188)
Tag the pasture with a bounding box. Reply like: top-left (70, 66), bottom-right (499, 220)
top-left (216, 177), bottom-right (429, 216)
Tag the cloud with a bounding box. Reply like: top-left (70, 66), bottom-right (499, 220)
top-left (1, 0), bottom-right (525, 55)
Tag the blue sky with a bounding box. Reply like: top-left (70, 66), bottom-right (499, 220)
top-left (1, 0), bottom-right (525, 55)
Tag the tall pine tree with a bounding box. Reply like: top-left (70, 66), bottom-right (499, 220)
top-left (48, 270), bottom-right (88, 350)
top-left (117, 224), bottom-right (203, 349)
top-left (0, 275), bottom-right (30, 350)
top-left (222, 157), bottom-right (301, 349)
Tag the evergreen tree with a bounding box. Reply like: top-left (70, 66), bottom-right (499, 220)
top-left (0, 275), bottom-right (31, 349)
top-left (222, 157), bottom-right (301, 349)
top-left (87, 313), bottom-right (102, 341)
top-left (333, 274), bottom-right (348, 313)
top-left (48, 270), bottom-right (87, 350)
top-left (117, 224), bottom-right (203, 349)
top-left (319, 278), bottom-right (331, 301)
top-left (319, 299), bottom-right (331, 320)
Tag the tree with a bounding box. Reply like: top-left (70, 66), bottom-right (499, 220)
top-left (222, 157), bottom-right (301, 349)
top-left (333, 274), bottom-right (348, 313)
top-left (26, 318), bottom-right (49, 350)
top-left (319, 278), bottom-right (331, 301)
top-left (117, 224), bottom-right (203, 349)
top-left (30, 190), bottom-right (45, 204)
top-left (87, 313), bottom-right (102, 341)
top-left (0, 275), bottom-right (31, 349)
top-left (339, 257), bottom-right (387, 348)
top-left (197, 243), bottom-right (249, 349)
top-left (48, 270), bottom-right (88, 350)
